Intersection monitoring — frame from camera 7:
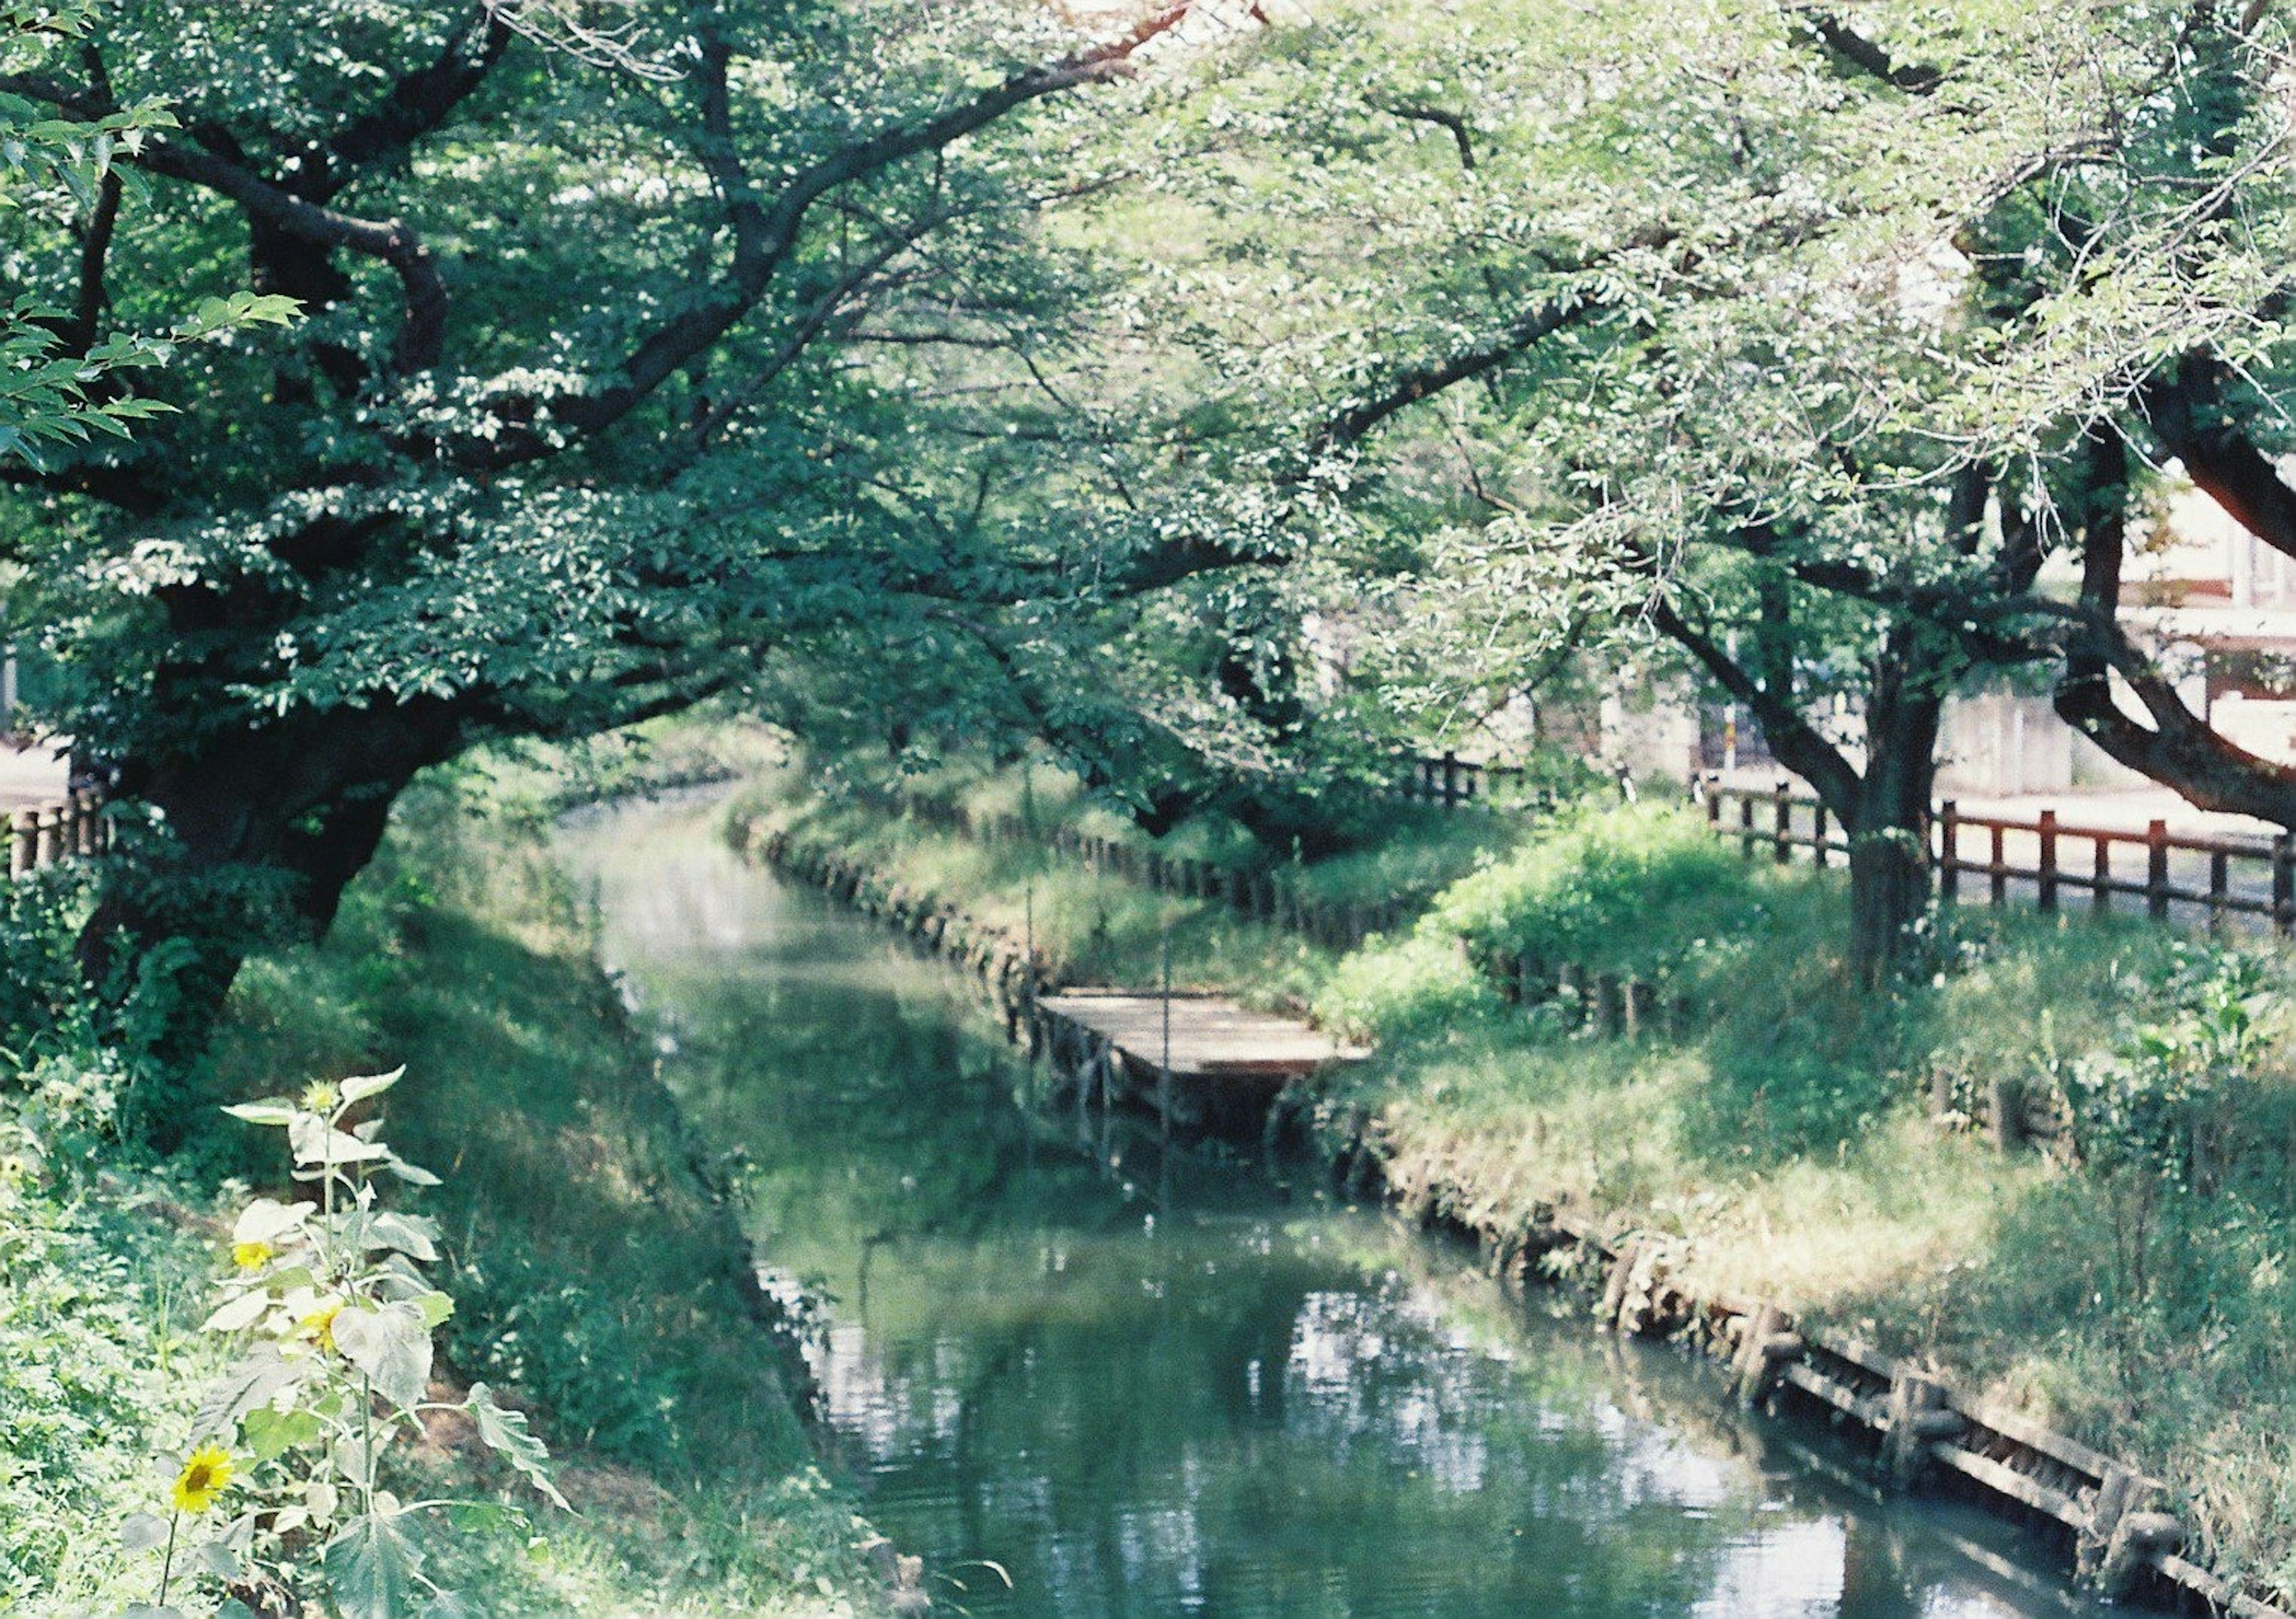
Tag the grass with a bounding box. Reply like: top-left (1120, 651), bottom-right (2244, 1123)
top-left (757, 758), bottom-right (2296, 1605)
top-left (1, 756), bottom-right (890, 1619)
top-left (729, 753), bottom-right (1529, 1012)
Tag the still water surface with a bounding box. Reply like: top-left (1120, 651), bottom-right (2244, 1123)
top-left (563, 798), bottom-right (2121, 1619)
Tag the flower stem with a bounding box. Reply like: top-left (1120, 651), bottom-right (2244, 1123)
top-left (157, 1510), bottom-right (179, 1606)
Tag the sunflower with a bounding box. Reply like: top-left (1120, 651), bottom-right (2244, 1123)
top-left (297, 1299), bottom-right (344, 1352)
top-left (170, 1447), bottom-right (235, 1515)
top-left (230, 1239), bottom-right (274, 1270)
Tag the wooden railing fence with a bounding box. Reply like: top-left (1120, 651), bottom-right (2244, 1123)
top-left (928, 802), bottom-right (1415, 952)
top-left (1700, 776), bottom-right (2296, 934)
top-left (1393, 751), bottom-right (1547, 810)
top-left (4, 788), bottom-right (106, 879)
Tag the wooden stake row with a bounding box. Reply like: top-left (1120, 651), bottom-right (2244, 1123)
top-left (5, 789), bottom-right (106, 879)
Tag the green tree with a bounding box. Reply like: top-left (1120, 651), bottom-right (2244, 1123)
top-left (0, 0), bottom-right (1205, 1061)
top-left (0, 1), bottom-right (292, 461)
top-left (1105, 0), bottom-right (2296, 971)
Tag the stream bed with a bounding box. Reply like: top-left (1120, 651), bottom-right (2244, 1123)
top-left (561, 796), bottom-right (2126, 1619)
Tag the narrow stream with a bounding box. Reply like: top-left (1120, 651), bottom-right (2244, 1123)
top-left (561, 796), bottom-right (2124, 1619)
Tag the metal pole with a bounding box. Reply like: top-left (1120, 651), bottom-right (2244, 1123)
top-left (1023, 884), bottom-right (1037, 1105)
top-left (1160, 925), bottom-right (1173, 1144)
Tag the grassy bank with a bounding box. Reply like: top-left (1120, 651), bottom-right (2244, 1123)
top-left (1, 757), bottom-right (890, 1618)
top-left (728, 755), bottom-right (1522, 1010)
top-left (755, 756), bottom-right (2296, 1603)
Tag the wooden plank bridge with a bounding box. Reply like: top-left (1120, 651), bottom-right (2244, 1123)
top-left (1038, 989), bottom-right (1364, 1079)
top-left (1033, 989), bottom-right (1364, 1137)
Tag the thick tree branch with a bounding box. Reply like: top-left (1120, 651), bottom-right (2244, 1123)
top-left (532, 4), bottom-right (1193, 459)
top-left (1789, 7), bottom-right (1943, 93)
top-left (1644, 586), bottom-right (1864, 815)
top-left (68, 165), bottom-right (122, 353)
top-left (1379, 100), bottom-right (1477, 170)
top-left (2145, 352), bottom-right (2296, 560)
top-left (1309, 292), bottom-right (1602, 461)
top-left (0, 70), bottom-right (448, 373)
top-left (2053, 424), bottom-right (2296, 825)
top-left (291, 10), bottom-right (512, 204)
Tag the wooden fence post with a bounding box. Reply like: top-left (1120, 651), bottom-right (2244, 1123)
top-left (1938, 801), bottom-right (1958, 902)
top-left (2277, 833), bottom-right (2295, 936)
top-left (1989, 823), bottom-right (2007, 906)
top-left (1772, 779), bottom-right (1791, 865)
top-left (1812, 802), bottom-right (1829, 869)
top-left (2093, 836), bottom-right (2112, 916)
top-left (2208, 848), bottom-right (2230, 933)
top-left (1594, 972), bottom-right (1624, 1037)
top-left (2036, 810), bottom-right (2058, 912)
top-left (1989, 1074), bottom-right (2025, 1153)
top-left (1704, 773), bottom-right (1721, 826)
top-left (1441, 750), bottom-right (1462, 808)
top-left (1732, 1302), bottom-right (1799, 1407)
top-left (1738, 793), bottom-right (1757, 861)
top-left (1881, 1372), bottom-right (1953, 1490)
top-left (2147, 818), bottom-right (2170, 921)
top-left (1625, 978), bottom-right (1653, 1041)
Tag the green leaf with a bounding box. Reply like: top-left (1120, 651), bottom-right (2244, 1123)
top-left (201, 1290), bottom-right (270, 1334)
top-left (239, 1405), bottom-right (323, 1462)
top-left (232, 1196), bottom-right (310, 1246)
top-left (221, 1100), bottom-right (299, 1128)
top-left (384, 1153), bottom-right (443, 1187)
top-left (340, 1066), bottom-right (405, 1104)
top-left (289, 1114), bottom-right (390, 1167)
top-left (369, 1210), bottom-right (441, 1262)
top-left (119, 1512), bottom-right (169, 1553)
top-left (322, 1511), bottom-right (425, 1619)
top-left (467, 1383), bottom-right (568, 1510)
top-left (331, 1300), bottom-right (433, 1411)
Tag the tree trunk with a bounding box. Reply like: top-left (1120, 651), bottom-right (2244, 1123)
top-left (1844, 624), bottom-right (1947, 985)
top-left (79, 696), bottom-right (470, 1104)
top-left (1846, 824), bottom-right (1930, 983)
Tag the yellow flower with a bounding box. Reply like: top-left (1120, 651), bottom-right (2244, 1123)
top-left (297, 1300), bottom-right (343, 1352)
top-left (170, 1447), bottom-right (235, 1515)
top-left (230, 1239), bottom-right (274, 1270)
top-left (300, 1080), bottom-right (340, 1113)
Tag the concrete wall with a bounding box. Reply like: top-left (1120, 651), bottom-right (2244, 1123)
top-left (1599, 673), bottom-right (1701, 785)
top-left (1937, 692), bottom-right (2073, 796)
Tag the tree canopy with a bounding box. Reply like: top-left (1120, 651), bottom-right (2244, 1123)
top-left (16, 0), bottom-right (2296, 1002)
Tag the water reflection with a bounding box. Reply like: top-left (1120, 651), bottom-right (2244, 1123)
top-left (562, 799), bottom-right (2118, 1619)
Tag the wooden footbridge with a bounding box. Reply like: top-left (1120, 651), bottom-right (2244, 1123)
top-left (1038, 990), bottom-right (1363, 1078)
top-left (1033, 989), bottom-right (1365, 1136)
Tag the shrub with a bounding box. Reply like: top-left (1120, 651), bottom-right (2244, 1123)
top-left (1315, 931), bottom-right (1499, 1045)
top-left (1430, 803), bottom-right (1762, 979)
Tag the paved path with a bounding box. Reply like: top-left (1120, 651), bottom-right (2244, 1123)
top-left (0, 743), bottom-right (68, 811)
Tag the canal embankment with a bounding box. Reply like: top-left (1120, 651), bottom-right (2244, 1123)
top-left (734, 755), bottom-right (2296, 1617)
top-left (577, 787), bottom-right (2135, 1619)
